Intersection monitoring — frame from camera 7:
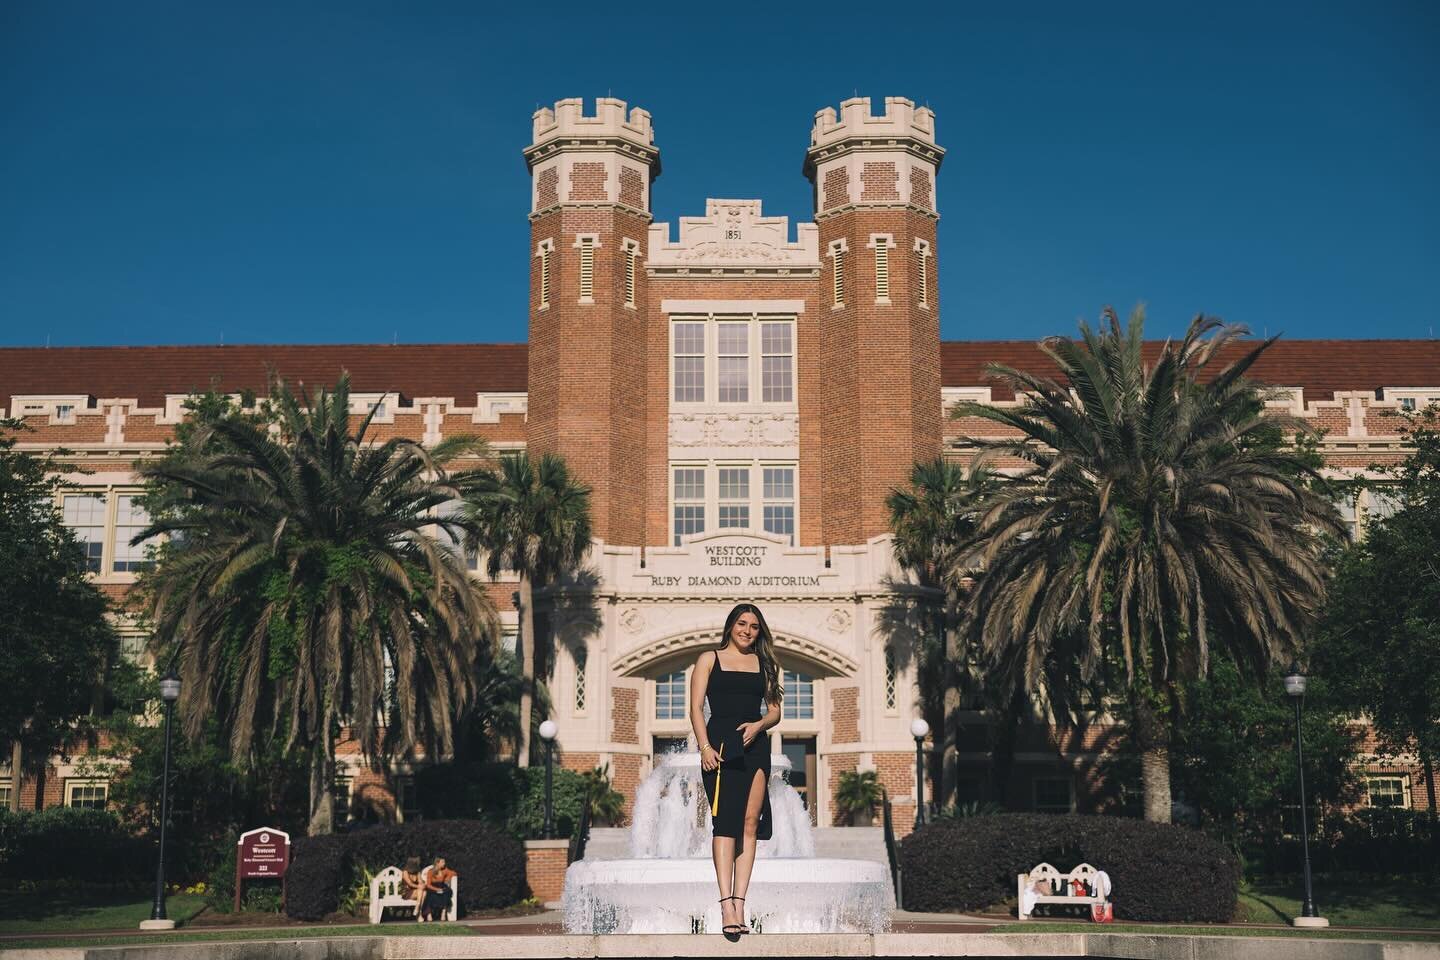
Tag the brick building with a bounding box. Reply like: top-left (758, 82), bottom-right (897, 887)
top-left (2, 96), bottom-right (1438, 828)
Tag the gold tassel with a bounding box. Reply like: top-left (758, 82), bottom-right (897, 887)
top-left (710, 744), bottom-right (723, 817)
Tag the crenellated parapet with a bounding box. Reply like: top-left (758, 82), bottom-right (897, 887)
top-left (647, 199), bottom-right (820, 278)
top-left (524, 97), bottom-right (660, 218)
top-left (804, 96), bottom-right (945, 218)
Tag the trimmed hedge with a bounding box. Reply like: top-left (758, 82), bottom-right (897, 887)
top-left (899, 813), bottom-right (1240, 922)
top-left (284, 820), bottom-right (526, 921)
top-left (415, 761), bottom-right (588, 839)
top-left (0, 808), bottom-right (151, 885)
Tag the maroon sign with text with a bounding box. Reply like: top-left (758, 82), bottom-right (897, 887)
top-left (238, 827), bottom-right (290, 878)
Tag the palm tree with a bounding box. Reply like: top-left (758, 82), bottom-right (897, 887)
top-left (138, 375), bottom-right (498, 835)
top-left (463, 452), bottom-right (592, 767)
top-left (952, 309), bottom-right (1341, 821)
top-left (886, 458), bottom-right (994, 807)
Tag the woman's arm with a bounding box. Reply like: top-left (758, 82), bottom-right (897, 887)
top-left (690, 651), bottom-right (717, 771)
top-left (740, 696), bottom-right (782, 747)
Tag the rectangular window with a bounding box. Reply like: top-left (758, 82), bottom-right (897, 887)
top-left (1033, 777), bottom-right (1073, 814)
top-left (623, 244), bottom-right (638, 306)
top-left (717, 323), bottom-right (749, 403)
top-left (574, 647), bottom-right (588, 712)
top-left (1336, 494), bottom-right (1358, 541)
top-left (1366, 776), bottom-right (1408, 808)
top-left (761, 467), bottom-right (795, 545)
top-left (0, 779), bottom-right (11, 808)
top-left (112, 494), bottom-right (153, 573)
top-left (673, 468), bottom-right (705, 545)
top-left (883, 646), bottom-right (897, 711)
top-left (782, 670), bottom-right (814, 719)
top-left (397, 776), bottom-right (419, 821)
top-left (832, 247), bottom-right (845, 306)
top-left (1367, 488), bottom-right (1403, 522)
top-left (578, 239), bottom-right (595, 301)
top-left (333, 775), bottom-right (353, 826)
top-left (874, 243), bottom-right (890, 300)
top-left (718, 467), bottom-right (750, 529)
top-left (62, 493), bottom-right (107, 573)
top-left (66, 780), bottom-right (108, 810)
top-left (761, 323), bottom-right (793, 403)
top-left (120, 635), bottom-right (148, 662)
top-left (655, 671), bottom-right (687, 720)
top-left (54, 403), bottom-right (75, 422)
top-left (1400, 397), bottom-right (1417, 412)
top-left (672, 323), bottom-right (706, 403)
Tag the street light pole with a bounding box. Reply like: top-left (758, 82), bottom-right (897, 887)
top-left (539, 720), bottom-right (558, 840)
top-left (910, 717), bottom-right (930, 830)
top-left (141, 669), bottom-right (181, 931)
top-left (1283, 662), bottom-right (1328, 928)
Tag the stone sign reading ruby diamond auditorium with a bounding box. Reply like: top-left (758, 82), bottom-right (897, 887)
top-left (2, 95), bottom-right (1438, 828)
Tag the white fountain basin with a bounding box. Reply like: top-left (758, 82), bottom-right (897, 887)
top-left (562, 856), bottom-right (893, 933)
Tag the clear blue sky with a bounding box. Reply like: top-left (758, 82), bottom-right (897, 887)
top-left (2, 1), bottom-right (1437, 347)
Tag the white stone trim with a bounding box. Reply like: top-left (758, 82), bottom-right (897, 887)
top-left (661, 299), bottom-right (805, 315)
top-left (471, 392), bottom-right (529, 424)
top-left (572, 233), bottom-right (602, 249)
top-left (648, 199), bottom-right (819, 270)
top-left (10, 394), bottom-right (89, 423)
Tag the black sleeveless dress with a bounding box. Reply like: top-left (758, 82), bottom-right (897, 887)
top-left (700, 650), bottom-right (772, 854)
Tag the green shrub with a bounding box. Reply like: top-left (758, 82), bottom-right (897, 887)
top-left (415, 761), bottom-right (589, 839)
top-left (284, 820), bottom-right (525, 921)
top-left (899, 813), bottom-right (1240, 923)
top-left (0, 808), bottom-right (151, 885)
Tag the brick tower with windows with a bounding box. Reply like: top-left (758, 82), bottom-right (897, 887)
top-left (805, 97), bottom-right (944, 544)
top-left (524, 98), bottom-right (659, 545)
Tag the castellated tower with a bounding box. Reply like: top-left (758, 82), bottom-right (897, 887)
top-left (805, 97), bottom-right (944, 545)
top-left (524, 98), bottom-right (659, 545)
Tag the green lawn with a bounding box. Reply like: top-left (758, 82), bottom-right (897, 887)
top-left (1237, 877), bottom-right (1440, 930)
top-left (0, 892), bottom-right (207, 935)
top-left (0, 923), bottom-right (473, 951)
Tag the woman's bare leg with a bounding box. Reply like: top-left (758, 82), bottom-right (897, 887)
top-left (731, 769), bottom-right (767, 929)
top-left (711, 836), bottom-right (737, 930)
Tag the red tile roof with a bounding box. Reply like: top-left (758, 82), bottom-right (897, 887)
top-left (1, 339), bottom-right (1435, 411)
top-left (0, 343), bottom-right (528, 408)
top-left (941, 339), bottom-right (1440, 401)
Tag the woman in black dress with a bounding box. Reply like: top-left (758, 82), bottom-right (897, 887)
top-left (690, 603), bottom-right (783, 939)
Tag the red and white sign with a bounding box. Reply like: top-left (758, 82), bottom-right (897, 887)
top-left (237, 827), bottom-right (290, 879)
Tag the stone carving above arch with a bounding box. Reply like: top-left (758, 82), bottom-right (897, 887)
top-left (614, 628), bottom-right (858, 679)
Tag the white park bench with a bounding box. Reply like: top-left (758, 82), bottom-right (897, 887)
top-left (1017, 861), bottom-right (1109, 920)
top-left (369, 865), bottom-right (458, 924)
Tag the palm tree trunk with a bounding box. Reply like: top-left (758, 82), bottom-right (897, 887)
top-left (307, 705), bottom-right (336, 835)
top-left (8, 742), bottom-right (20, 817)
top-left (1420, 747), bottom-right (1436, 816)
top-left (516, 574), bottom-right (534, 768)
top-left (1132, 695), bottom-right (1171, 823)
top-left (941, 604), bottom-right (959, 809)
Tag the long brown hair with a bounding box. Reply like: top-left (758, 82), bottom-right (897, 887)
top-left (719, 603), bottom-right (784, 706)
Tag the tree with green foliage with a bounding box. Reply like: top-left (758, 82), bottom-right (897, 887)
top-left (135, 377), bottom-right (499, 834)
top-left (0, 419), bottom-right (120, 811)
top-left (951, 309), bottom-right (1342, 821)
top-left (1314, 408), bottom-right (1440, 812)
top-left (462, 453), bottom-right (592, 767)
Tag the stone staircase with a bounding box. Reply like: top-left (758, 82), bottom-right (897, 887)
top-left (583, 826), bottom-right (890, 868)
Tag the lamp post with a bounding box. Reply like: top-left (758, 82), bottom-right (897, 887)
top-left (1283, 661), bottom-right (1328, 928)
top-left (140, 669), bottom-right (181, 931)
top-left (910, 717), bottom-right (930, 829)
top-left (539, 720), bottom-right (558, 840)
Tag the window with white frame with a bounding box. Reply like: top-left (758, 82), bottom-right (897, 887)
top-left (112, 495), bottom-right (154, 573)
top-left (828, 240), bottom-right (847, 307)
top-left (622, 239), bottom-right (639, 307)
top-left (655, 671), bottom-right (687, 719)
top-left (0, 779), bottom-right (11, 808)
top-left (1366, 775), bottom-right (1409, 808)
top-left (870, 235), bottom-right (893, 301)
top-left (66, 780), bottom-right (109, 809)
top-left (914, 239), bottom-right (931, 307)
top-left (672, 322), bottom-right (706, 403)
top-left (575, 235), bottom-right (597, 302)
top-left (574, 647), bottom-right (588, 712)
top-left (1366, 487), bottom-right (1404, 524)
top-left (120, 635), bottom-right (148, 663)
top-left (717, 322), bottom-right (750, 403)
top-left (673, 468), bottom-right (706, 545)
top-left (883, 646), bottom-right (897, 711)
top-left (62, 493), bottom-right (107, 573)
top-left (1336, 493), bottom-right (1358, 542)
top-left (537, 239), bottom-right (554, 308)
top-left (761, 323), bottom-right (793, 403)
top-left (783, 670), bottom-right (814, 719)
top-left (333, 775), bottom-right (353, 825)
top-left (718, 467), bottom-right (750, 529)
top-left (762, 467), bottom-right (795, 544)
top-left (54, 403), bottom-right (76, 423)
top-left (669, 316), bottom-right (795, 407)
top-left (1033, 777), bottom-right (1073, 814)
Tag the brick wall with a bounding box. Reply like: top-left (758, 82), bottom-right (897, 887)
top-left (827, 753), bottom-right (857, 826)
top-left (830, 686), bottom-right (859, 743)
top-left (523, 840), bottom-right (569, 903)
top-left (611, 686), bottom-right (639, 744)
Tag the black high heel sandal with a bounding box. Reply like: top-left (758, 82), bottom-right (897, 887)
top-left (733, 896), bottom-right (751, 934)
top-left (719, 896), bottom-right (743, 940)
